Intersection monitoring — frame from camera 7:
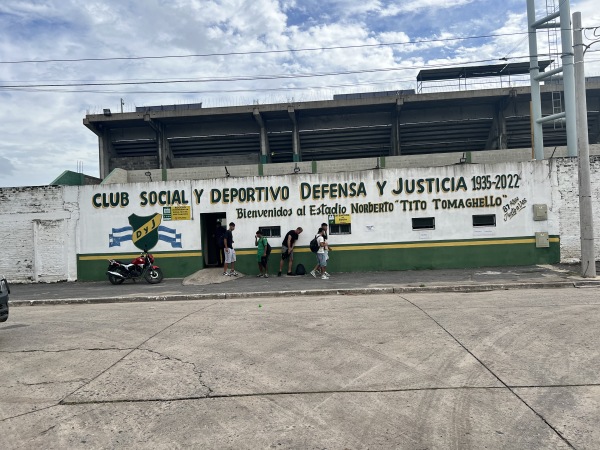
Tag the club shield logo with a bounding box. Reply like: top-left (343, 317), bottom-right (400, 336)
top-left (128, 213), bottom-right (162, 251)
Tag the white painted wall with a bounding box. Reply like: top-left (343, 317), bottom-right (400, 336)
top-left (555, 156), bottom-right (600, 263)
top-left (78, 161), bottom-right (557, 255)
top-left (1, 157), bottom-right (598, 283)
top-left (0, 186), bottom-right (78, 282)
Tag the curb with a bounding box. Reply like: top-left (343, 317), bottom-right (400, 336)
top-left (8, 280), bottom-right (593, 307)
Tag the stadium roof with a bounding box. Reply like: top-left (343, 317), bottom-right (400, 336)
top-left (417, 60), bottom-right (553, 82)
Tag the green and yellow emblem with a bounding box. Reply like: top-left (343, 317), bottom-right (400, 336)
top-left (128, 213), bottom-right (162, 251)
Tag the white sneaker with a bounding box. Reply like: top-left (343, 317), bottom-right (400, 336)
top-left (310, 270), bottom-right (316, 278)
top-left (323, 272), bottom-right (330, 277)
top-left (223, 272), bottom-right (230, 276)
top-left (264, 274), bottom-right (269, 278)
top-left (231, 271), bottom-right (239, 277)
top-left (321, 274), bottom-right (329, 279)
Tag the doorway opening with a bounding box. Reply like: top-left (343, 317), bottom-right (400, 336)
top-left (200, 212), bottom-right (227, 267)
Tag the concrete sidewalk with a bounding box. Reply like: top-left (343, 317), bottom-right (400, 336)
top-left (8, 263), bottom-right (600, 306)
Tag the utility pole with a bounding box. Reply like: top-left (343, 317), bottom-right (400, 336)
top-left (526, 0), bottom-right (577, 159)
top-left (573, 12), bottom-right (596, 277)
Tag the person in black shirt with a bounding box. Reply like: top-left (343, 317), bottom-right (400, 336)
top-left (278, 227), bottom-right (303, 276)
top-left (223, 222), bottom-right (238, 276)
top-left (214, 220), bottom-right (226, 267)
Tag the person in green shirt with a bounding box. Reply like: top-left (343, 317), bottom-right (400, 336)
top-left (255, 230), bottom-right (269, 278)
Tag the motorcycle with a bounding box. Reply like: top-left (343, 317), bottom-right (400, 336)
top-left (106, 251), bottom-right (164, 284)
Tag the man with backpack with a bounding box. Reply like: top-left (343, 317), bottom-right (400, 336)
top-left (255, 229), bottom-right (270, 278)
top-left (310, 228), bottom-right (329, 279)
top-left (277, 227), bottom-right (303, 277)
top-left (311, 222), bottom-right (332, 278)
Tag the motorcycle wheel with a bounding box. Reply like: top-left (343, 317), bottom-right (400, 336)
top-left (108, 273), bottom-right (125, 285)
top-left (145, 268), bottom-right (164, 284)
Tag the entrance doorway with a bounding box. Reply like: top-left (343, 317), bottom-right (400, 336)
top-left (200, 212), bottom-right (227, 267)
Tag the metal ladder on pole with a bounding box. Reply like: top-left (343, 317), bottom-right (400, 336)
top-left (546, 0), bottom-right (563, 129)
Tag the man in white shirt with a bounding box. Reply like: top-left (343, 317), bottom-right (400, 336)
top-left (310, 228), bottom-right (329, 279)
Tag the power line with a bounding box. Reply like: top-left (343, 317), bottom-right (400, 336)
top-left (1, 51), bottom-right (598, 93)
top-left (8, 48), bottom-right (599, 86)
top-left (0, 32), bottom-right (531, 65)
top-left (0, 57), bottom-right (509, 88)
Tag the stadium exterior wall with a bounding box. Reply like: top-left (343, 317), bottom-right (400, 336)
top-left (3, 156), bottom-right (599, 283)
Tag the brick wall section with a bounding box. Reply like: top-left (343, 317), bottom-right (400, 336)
top-left (101, 168), bottom-right (129, 184)
top-left (172, 154), bottom-right (258, 168)
top-left (127, 169), bottom-right (163, 183)
top-left (263, 162), bottom-right (313, 176)
top-left (122, 145), bottom-right (600, 180)
top-left (110, 156), bottom-right (158, 172)
top-left (0, 186), bottom-right (78, 282)
top-left (555, 155), bottom-right (600, 262)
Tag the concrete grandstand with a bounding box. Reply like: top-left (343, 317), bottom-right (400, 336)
top-left (83, 67), bottom-right (600, 182)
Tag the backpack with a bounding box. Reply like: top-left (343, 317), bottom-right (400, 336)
top-left (309, 236), bottom-right (320, 253)
top-left (295, 263), bottom-right (306, 276)
top-left (264, 238), bottom-right (272, 256)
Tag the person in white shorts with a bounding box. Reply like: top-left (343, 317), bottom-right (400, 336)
top-left (310, 228), bottom-right (329, 279)
top-left (223, 222), bottom-right (238, 276)
top-left (311, 222), bottom-right (332, 277)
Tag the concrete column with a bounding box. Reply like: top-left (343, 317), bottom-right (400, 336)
top-left (98, 128), bottom-right (113, 179)
top-left (390, 99), bottom-right (403, 156)
top-left (253, 109), bottom-right (270, 164)
top-left (560, 0), bottom-right (577, 157)
top-left (84, 119), bottom-right (114, 179)
top-left (288, 107), bottom-right (301, 162)
top-left (593, 100), bottom-right (600, 144)
top-left (526, 0), bottom-right (544, 159)
top-left (144, 115), bottom-right (173, 170)
top-left (573, 11), bottom-right (596, 277)
top-left (485, 98), bottom-right (509, 150)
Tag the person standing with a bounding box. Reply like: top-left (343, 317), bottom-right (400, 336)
top-left (310, 228), bottom-right (329, 279)
top-left (223, 222), bottom-right (238, 276)
top-left (255, 230), bottom-right (269, 278)
top-left (321, 222), bottom-right (332, 278)
top-left (215, 220), bottom-right (226, 267)
top-left (277, 227), bottom-right (303, 277)
top-left (311, 222), bottom-right (332, 277)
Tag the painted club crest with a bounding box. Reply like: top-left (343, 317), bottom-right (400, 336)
top-left (128, 213), bottom-right (162, 251)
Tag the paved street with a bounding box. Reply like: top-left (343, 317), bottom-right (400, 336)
top-left (1, 288), bottom-right (600, 449)
top-left (8, 264), bottom-right (600, 306)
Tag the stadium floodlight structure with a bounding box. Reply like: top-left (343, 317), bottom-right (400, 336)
top-left (526, 0), bottom-right (577, 159)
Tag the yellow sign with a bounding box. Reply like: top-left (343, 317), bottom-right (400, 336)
top-left (163, 206), bottom-right (191, 221)
top-left (329, 214), bottom-right (351, 224)
top-left (171, 206), bottom-right (191, 221)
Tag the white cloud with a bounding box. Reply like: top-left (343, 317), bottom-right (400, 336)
top-left (0, 0), bottom-right (598, 187)
top-left (379, 0), bottom-right (475, 16)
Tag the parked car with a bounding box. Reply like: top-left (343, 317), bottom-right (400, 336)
top-left (0, 276), bottom-right (9, 322)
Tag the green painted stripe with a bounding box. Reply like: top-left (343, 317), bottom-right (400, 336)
top-left (231, 239), bottom-right (560, 275)
top-left (236, 236), bottom-right (559, 254)
top-left (77, 236), bottom-right (560, 280)
top-left (78, 251), bottom-right (201, 261)
top-left (77, 252), bottom-right (203, 281)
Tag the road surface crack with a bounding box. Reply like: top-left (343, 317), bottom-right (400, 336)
top-left (397, 294), bottom-right (577, 450)
top-left (0, 347), bottom-right (134, 354)
top-left (138, 348), bottom-right (213, 396)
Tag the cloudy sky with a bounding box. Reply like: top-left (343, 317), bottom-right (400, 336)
top-left (1, 0), bottom-right (599, 187)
